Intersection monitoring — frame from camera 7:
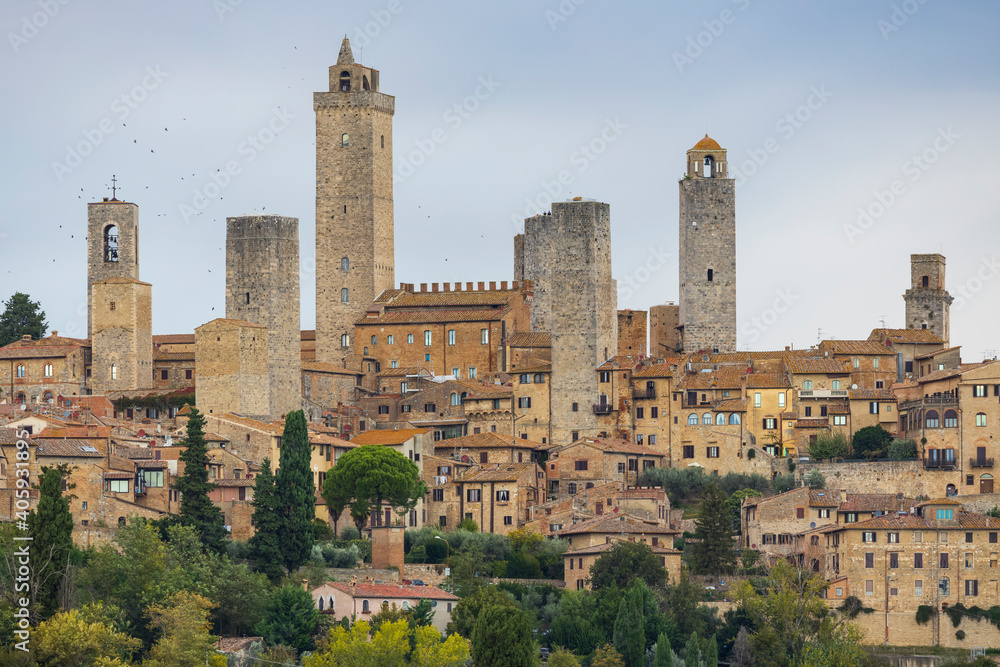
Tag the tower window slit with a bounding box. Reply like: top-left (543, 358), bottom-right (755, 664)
top-left (707, 269), bottom-right (713, 282)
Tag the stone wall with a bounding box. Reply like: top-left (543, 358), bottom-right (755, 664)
top-left (617, 310), bottom-right (647, 356)
top-left (649, 303), bottom-right (681, 356)
top-left (91, 278), bottom-right (153, 393)
top-left (850, 610), bottom-right (1000, 649)
top-left (225, 215), bottom-right (301, 420)
top-left (87, 201), bottom-right (139, 337)
top-left (314, 45), bottom-right (395, 365)
top-left (521, 213), bottom-right (553, 332)
top-left (796, 459), bottom-right (931, 498)
top-left (195, 319), bottom-right (270, 421)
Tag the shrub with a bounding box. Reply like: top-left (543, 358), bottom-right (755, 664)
top-left (852, 425), bottom-right (892, 457)
top-left (312, 519), bottom-right (334, 542)
top-left (340, 525), bottom-right (361, 541)
top-left (747, 448), bottom-right (756, 460)
top-left (915, 605), bottom-right (936, 625)
top-left (458, 517), bottom-right (478, 532)
top-left (772, 474), bottom-right (796, 494)
top-left (805, 469), bottom-right (825, 489)
top-left (808, 432), bottom-right (849, 460)
top-left (956, 629), bottom-right (966, 640)
top-left (886, 438), bottom-right (918, 460)
top-left (787, 459), bottom-right (796, 473)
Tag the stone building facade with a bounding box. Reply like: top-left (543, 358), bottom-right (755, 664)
top-left (617, 310), bottom-right (647, 356)
top-left (678, 136), bottom-right (736, 354)
top-left (87, 199), bottom-right (140, 337)
top-left (315, 37), bottom-right (395, 366)
top-left (904, 254), bottom-right (953, 346)
top-left (90, 278), bottom-right (153, 394)
top-left (649, 303), bottom-right (681, 356)
top-left (194, 319), bottom-right (269, 421)
top-left (225, 215), bottom-right (301, 420)
top-left (0, 333), bottom-right (89, 406)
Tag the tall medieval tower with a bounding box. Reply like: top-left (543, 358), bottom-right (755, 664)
top-left (314, 37), bottom-right (395, 365)
top-left (678, 135), bottom-right (736, 354)
top-left (904, 253), bottom-right (953, 345)
top-left (87, 198), bottom-right (139, 337)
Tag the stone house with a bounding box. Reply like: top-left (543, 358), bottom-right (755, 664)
top-left (631, 362), bottom-right (677, 458)
top-left (0, 332), bottom-right (90, 406)
top-left (512, 362), bottom-right (551, 445)
top-left (311, 581), bottom-right (459, 635)
top-left (453, 461), bottom-right (544, 534)
top-left (432, 431), bottom-right (541, 468)
top-left (741, 487), bottom-right (840, 561)
top-left (867, 327), bottom-right (945, 380)
top-left (504, 331), bottom-right (551, 373)
top-left (563, 541), bottom-right (682, 591)
top-left (459, 379), bottom-right (514, 437)
top-left (422, 452), bottom-right (474, 530)
top-left (544, 438), bottom-right (665, 497)
top-left (555, 513), bottom-right (680, 550)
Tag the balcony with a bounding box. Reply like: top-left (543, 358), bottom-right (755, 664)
top-left (923, 459), bottom-right (956, 470)
top-left (899, 396), bottom-right (959, 412)
top-left (633, 388), bottom-right (656, 399)
top-left (970, 458), bottom-right (995, 469)
top-left (593, 403), bottom-right (613, 415)
top-left (798, 390), bottom-right (849, 398)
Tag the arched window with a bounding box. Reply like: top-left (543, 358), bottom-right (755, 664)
top-left (976, 412), bottom-right (988, 427)
top-left (342, 133), bottom-right (350, 147)
top-left (118, 517), bottom-right (126, 527)
top-left (402, 600), bottom-right (410, 610)
top-left (371, 335), bottom-right (377, 346)
top-left (925, 410), bottom-right (939, 428)
top-left (111, 364), bottom-right (117, 380)
top-left (363, 75), bottom-right (370, 91)
top-left (450, 393), bottom-right (459, 406)
top-left (341, 334), bottom-right (349, 347)
top-left (15, 365), bottom-right (25, 378)
top-left (15, 392), bottom-right (26, 405)
top-left (716, 413), bottom-right (726, 426)
top-left (362, 599), bottom-right (370, 613)
top-left (687, 414), bottom-right (698, 425)
top-left (318, 596), bottom-right (324, 611)
top-left (104, 225), bottom-right (119, 262)
top-left (42, 391), bottom-right (53, 404)
top-left (328, 595), bottom-right (335, 612)
top-left (703, 155), bottom-right (714, 177)
top-left (946, 483), bottom-right (957, 496)
top-left (803, 380), bottom-right (813, 391)
top-left (339, 71), bottom-right (351, 92)
top-left (922, 275), bottom-right (929, 288)
top-left (944, 410), bottom-right (958, 428)
top-left (341, 288), bottom-right (349, 303)
top-left (567, 482), bottom-right (577, 495)
top-left (729, 413), bottom-right (741, 425)
top-left (341, 257), bottom-right (350, 271)
top-left (702, 413), bottom-right (712, 425)
top-left (381, 135), bottom-right (385, 149)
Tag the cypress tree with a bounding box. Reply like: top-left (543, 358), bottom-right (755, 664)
top-left (684, 631), bottom-right (701, 667)
top-left (612, 582), bottom-right (645, 667)
top-left (28, 465), bottom-right (74, 617)
top-left (248, 458), bottom-right (284, 581)
top-left (704, 633), bottom-right (718, 667)
top-left (275, 410), bottom-right (315, 572)
top-left (471, 605), bottom-right (535, 667)
top-left (692, 482), bottom-right (736, 575)
top-left (176, 407), bottom-right (227, 552)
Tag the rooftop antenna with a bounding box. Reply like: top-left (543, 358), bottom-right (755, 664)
top-left (878, 315), bottom-right (887, 329)
top-left (111, 174), bottom-right (118, 200)
top-left (359, 45), bottom-right (363, 64)
top-left (816, 328), bottom-right (824, 345)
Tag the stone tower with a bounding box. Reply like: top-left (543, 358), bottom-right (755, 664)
top-left (195, 318), bottom-right (269, 420)
top-left (225, 215), bottom-right (301, 420)
top-left (523, 199), bottom-right (617, 444)
top-left (649, 302), bottom-right (681, 356)
top-left (678, 135), bottom-right (736, 354)
top-left (314, 37), bottom-right (395, 365)
top-left (87, 198), bottom-right (139, 337)
top-left (904, 253), bottom-right (953, 345)
top-left (90, 277), bottom-right (153, 394)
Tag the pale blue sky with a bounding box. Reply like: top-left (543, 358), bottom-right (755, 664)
top-left (1, 1), bottom-right (998, 358)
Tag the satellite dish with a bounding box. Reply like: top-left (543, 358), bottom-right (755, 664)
top-left (810, 522), bottom-right (816, 528)
top-left (851, 384), bottom-right (858, 390)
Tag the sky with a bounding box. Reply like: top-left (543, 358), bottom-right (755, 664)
top-left (1, 1), bottom-right (998, 359)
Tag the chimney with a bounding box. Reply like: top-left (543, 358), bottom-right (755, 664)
top-left (467, 282), bottom-right (474, 291)
top-left (420, 283), bottom-right (427, 292)
top-left (432, 283), bottom-right (439, 292)
top-left (489, 281), bottom-right (496, 290)
top-left (478, 282), bottom-right (485, 290)
top-left (302, 578), bottom-right (309, 591)
top-left (501, 281), bottom-right (508, 290)
top-left (839, 489), bottom-right (847, 503)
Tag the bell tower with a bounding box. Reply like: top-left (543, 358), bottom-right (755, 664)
top-left (678, 135), bottom-right (736, 354)
top-left (87, 185), bottom-right (139, 337)
top-left (904, 253), bottom-right (953, 345)
top-left (314, 37), bottom-right (395, 365)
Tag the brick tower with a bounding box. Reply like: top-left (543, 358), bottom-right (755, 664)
top-left (678, 135), bottom-right (736, 354)
top-left (904, 254), bottom-right (953, 345)
top-left (90, 278), bottom-right (153, 394)
top-left (87, 197), bottom-right (139, 337)
top-left (225, 215), bottom-right (301, 420)
top-left (314, 37), bottom-right (395, 365)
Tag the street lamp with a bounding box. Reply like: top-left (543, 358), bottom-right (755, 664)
top-left (434, 535), bottom-right (451, 562)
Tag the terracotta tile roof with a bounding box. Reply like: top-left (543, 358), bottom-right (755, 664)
top-left (357, 307), bottom-right (510, 326)
top-left (115, 444), bottom-right (154, 459)
top-left (324, 582), bottom-right (458, 601)
top-left (456, 462), bottom-right (538, 482)
top-left (434, 432), bottom-right (541, 451)
top-left (511, 359), bottom-right (551, 374)
top-left (565, 541), bottom-right (680, 556)
top-left (713, 398), bottom-right (746, 412)
top-left (616, 487), bottom-right (667, 500)
top-left (507, 332), bottom-right (551, 348)
top-left (103, 471), bottom-right (134, 480)
top-left (37, 426), bottom-right (111, 439)
top-left (914, 346), bottom-right (961, 360)
top-left (2, 332), bottom-right (88, 348)
top-left (377, 366), bottom-right (430, 378)
top-left (916, 367), bottom-right (965, 384)
top-left (839, 494), bottom-right (913, 513)
top-left (821, 340), bottom-right (896, 356)
top-left (809, 490), bottom-right (840, 507)
top-left (590, 437), bottom-right (665, 457)
top-left (556, 513), bottom-right (680, 536)
top-left (154, 350), bottom-right (194, 361)
top-left (349, 428), bottom-right (430, 446)
top-left (0, 429), bottom-right (30, 445)
top-left (785, 358), bottom-right (850, 374)
top-left (0, 346), bottom-right (84, 359)
top-left (212, 478), bottom-right (255, 487)
top-left (213, 413), bottom-right (282, 435)
top-left (597, 356), bottom-right (644, 371)
top-left (195, 318), bottom-right (267, 330)
top-left (674, 368), bottom-right (746, 390)
top-left (848, 388), bottom-right (897, 401)
top-left (707, 349), bottom-right (817, 363)
top-left (869, 328), bottom-right (944, 345)
top-left (915, 497), bottom-right (963, 506)
top-left (455, 380), bottom-right (513, 398)
top-left (214, 637), bottom-right (263, 653)
top-left (34, 440), bottom-right (104, 457)
top-left (136, 460), bottom-right (169, 469)
top-left (747, 373), bottom-right (791, 388)
top-left (152, 334), bottom-right (196, 345)
top-left (632, 363), bottom-right (676, 378)
top-left (780, 411), bottom-right (797, 419)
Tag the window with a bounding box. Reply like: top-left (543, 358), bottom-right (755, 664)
top-left (853, 358), bottom-right (860, 369)
top-left (977, 413), bottom-right (988, 427)
top-left (703, 413), bottom-right (712, 425)
top-left (424, 330), bottom-right (432, 346)
top-left (729, 413), bottom-right (740, 425)
top-left (519, 374), bottom-right (530, 384)
top-left (111, 364), bottom-right (117, 380)
top-left (926, 410), bottom-right (939, 428)
top-left (716, 412), bottom-right (726, 425)
top-left (805, 406), bottom-right (812, 417)
top-left (452, 367), bottom-right (460, 378)
top-left (649, 435), bottom-right (657, 445)
top-left (865, 580), bottom-right (874, 596)
top-left (518, 397), bottom-right (531, 409)
top-left (533, 373), bottom-right (545, 384)
top-left (707, 447), bottom-right (719, 458)
top-left (889, 552), bottom-right (899, 568)
top-left (141, 470), bottom-right (164, 487)
top-left (107, 479), bottom-right (128, 493)
top-left (915, 579), bottom-right (923, 596)
top-left (448, 329), bottom-right (456, 346)
top-left (636, 407), bottom-right (644, 419)
top-left (754, 392), bottom-right (761, 408)
top-left (763, 418), bottom-right (777, 430)
top-left (974, 384), bottom-right (987, 397)
top-left (650, 407), bottom-right (659, 419)
top-left (966, 532), bottom-right (974, 544)
top-left (469, 367), bottom-right (477, 379)
top-left (424, 403), bottom-right (436, 413)
top-left (628, 459), bottom-right (638, 472)
top-left (370, 335), bottom-right (377, 346)
top-left (778, 392), bottom-right (785, 408)
top-left (571, 431), bottom-right (579, 442)
top-left (432, 488), bottom-right (444, 502)
top-left (796, 508), bottom-right (805, 519)
top-left (481, 328), bottom-right (489, 344)
top-left (575, 460), bottom-right (588, 471)
top-left (940, 552), bottom-right (949, 568)
top-left (991, 532), bottom-right (998, 544)
top-left (803, 380), bottom-right (812, 391)
top-left (682, 445), bottom-right (694, 459)
top-left (944, 410), bottom-right (958, 427)
top-left (496, 489), bottom-right (510, 502)
top-left (572, 402), bottom-right (578, 412)
top-left (936, 509), bottom-right (954, 520)
top-left (762, 534), bottom-right (776, 545)
top-left (965, 579), bottom-right (979, 596)
top-left (341, 288), bottom-right (349, 302)
top-left (833, 415), bottom-right (847, 426)
top-left (940, 531), bottom-right (948, 543)
top-left (939, 577), bottom-right (950, 595)
top-left (863, 532), bottom-right (876, 543)
top-left (378, 405), bottom-right (389, 415)
top-left (707, 268), bottom-right (713, 281)
top-left (687, 414), bottom-right (698, 425)
top-left (846, 512), bottom-right (858, 523)
top-left (599, 371), bottom-right (610, 383)
top-left (618, 462), bottom-right (626, 474)
top-left (467, 489), bottom-right (482, 502)
top-left (407, 333), bottom-right (414, 344)
top-left (888, 532), bottom-right (900, 543)
top-left (185, 369), bottom-right (193, 380)
top-left (832, 380), bottom-right (841, 390)
top-left (816, 508), bottom-right (830, 519)
top-left (504, 515), bottom-right (513, 525)
top-left (567, 483), bottom-right (577, 495)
